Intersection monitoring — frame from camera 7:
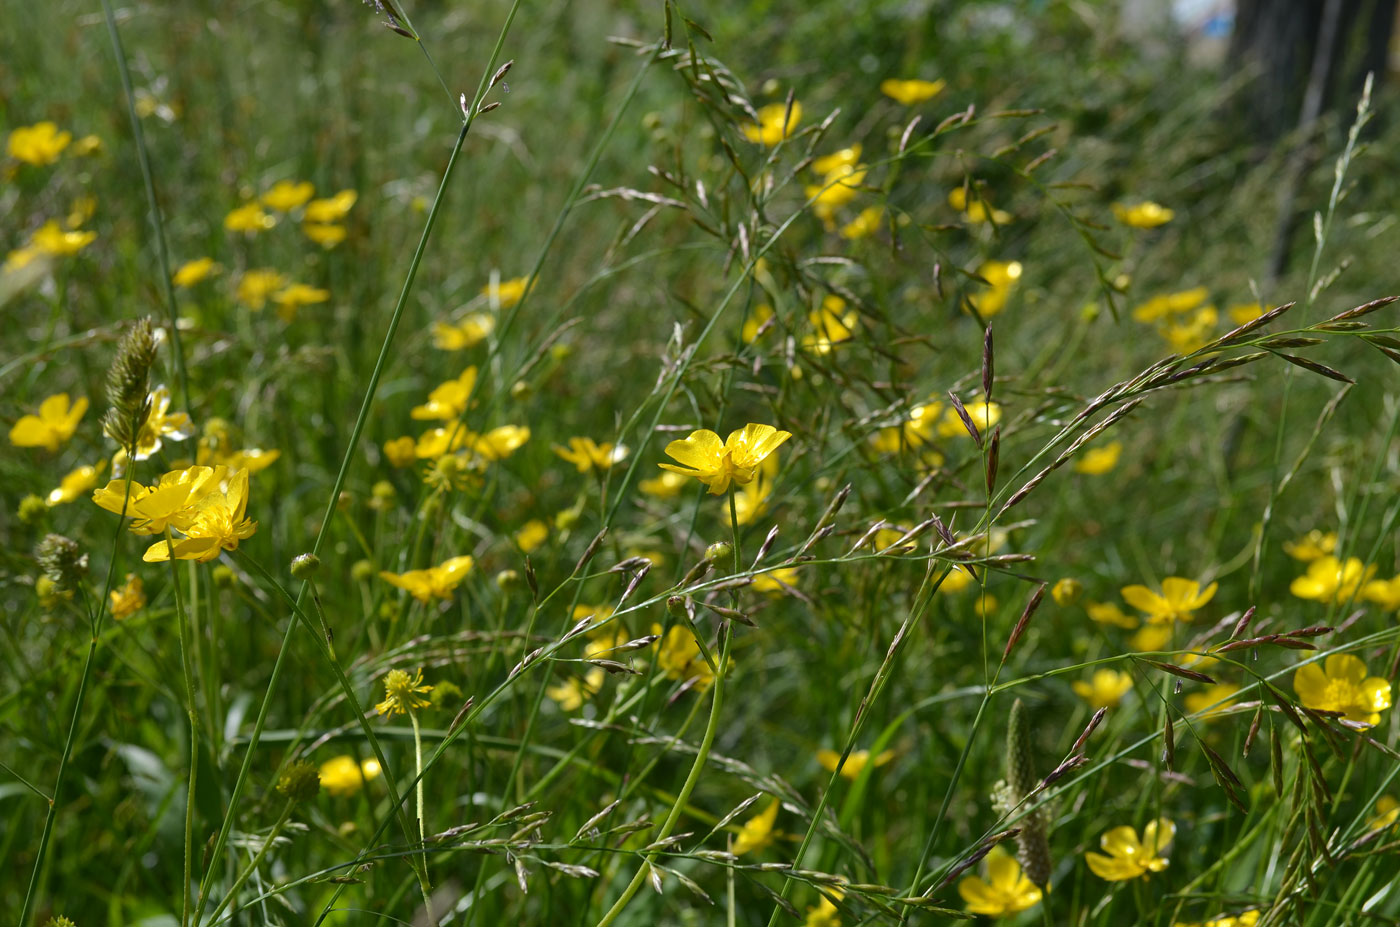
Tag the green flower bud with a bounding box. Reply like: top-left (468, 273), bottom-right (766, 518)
top-left (290, 553), bottom-right (321, 580)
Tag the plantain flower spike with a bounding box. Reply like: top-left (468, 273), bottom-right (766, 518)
top-left (1005, 698), bottom-right (1052, 889)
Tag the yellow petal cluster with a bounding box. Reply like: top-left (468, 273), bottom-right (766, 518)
top-left (660, 423), bottom-right (791, 495)
top-left (1085, 818), bottom-right (1174, 881)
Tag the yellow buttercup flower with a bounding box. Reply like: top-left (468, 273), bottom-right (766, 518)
top-left (732, 799), bottom-right (780, 855)
top-left (172, 257), bottom-right (220, 288)
top-left (802, 295), bottom-right (858, 354)
top-left (805, 164), bottom-right (867, 224)
top-left (47, 463), bottom-right (103, 506)
top-left (1362, 575), bottom-right (1400, 610)
top-left (966, 260), bottom-right (1022, 317)
top-left (319, 755), bottom-right (383, 797)
top-left (1072, 668), bottom-right (1134, 709)
top-left (1121, 576), bottom-right (1217, 624)
top-left (133, 385), bottom-right (195, 460)
top-left (816, 748), bottom-right (894, 781)
top-left (195, 423), bottom-right (281, 474)
top-left (1131, 287), bottom-right (1208, 323)
top-left (1283, 529), bottom-right (1336, 562)
top-left (480, 276), bottom-right (530, 308)
top-left (1086, 601), bottom-right (1137, 628)
top-left (1074, 440), bottom-right (1122, 475)
top-left (142, 468), bottom-right (258, 563)
top-left (880, 78), bottom-right (946, 105)
top-left (515, 519), bottom-right (549, 553)
top-left (30, 220), bottom-right (97, 257)
top-left (272, 283), bottom-right (329, 323)
top-left (1227, 303), bottom-right (1268, 325)
top-left (1161, 305), bottom-right (1218, 353)
top-left (109, 573), bottom-right (146, 620)
top-left (958, 847), bottom-right (1043, 917)
top-left (433, 314), bottom-right (495, 350)
top-left (553, 437), bottom-right (628, 473)
top-left (1175, 910), bottom-right (1260, 927)
top-left (224, 202), bottom-right (276, 233)
top-left (660, 423), bottom-right (792, 495)
top-left (235, 269), bottom-right (288, 310)
top-left (1085, 818), bottom-right (1174, 881)
top-left (375, 667), bottom-right (433, 717)
top-left (741, 303), bottom-right (775, 344)
top-left (546, 668), bottom-right (605, 711)
top-left (841, 205), bottom-right (884, 240)
top-left (652, 623), bottom-right (715, 690)
top-left (1290, 556), bottom-right (1374, 604)
top-left (1129, 624), bottom-right (1172, 652)
top-left (472, 425), bottom-right (530, 462)
top-left (10, 393), bottom-right (88, 452)
top-left (1051, 578), bottom-right (1084, 606)
top-left (639, 470), bottom-right (689, 498)
top-left (303, 189), bottom-right (358, 223)
top-left (261, 179), bottom-right (315, 211)
top-left (811, 144), bottom-right (861, 175)
top-left (411, 367), bottom-right (477, 421)
top-left (302, 223), bottom-right (347, 248)
top-left (1184, 683), bottom-right (1240, 720)
top-left (949, 187), bottom-right (1011, 224)
top-left (384, 436), bottom-right (417, 468)
top-left (937, 400), bottom-right (1001, 439)
top-left (1293, 654), bottom-right (1391, 728)
top-left (751, 566), bottom-right (800, 595)
top-left (93, 465), bottom-right (227, 535)
top-left (1112, 201), bottom-right (1174, 228)
top-left (378, 555), bottom-right (475, 603)
top-left (805, 893), bottom-right (841, 927)
top-left (8, 122), bottom-right (72, 165)
top-left (741, 101), bottom-right (802, 146)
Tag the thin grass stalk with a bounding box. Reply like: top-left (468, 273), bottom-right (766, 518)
top-left (161, 527), bottom-right (200, 927)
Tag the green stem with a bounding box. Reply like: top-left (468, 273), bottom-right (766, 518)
top-left (163, 528), bottom-right (199, 927)
top-left (410, 708), bottom-right (426, 844)
top-left (595, 626), bottom-right (731, 927)
top-left (203, 799), bottom-right (295, 926)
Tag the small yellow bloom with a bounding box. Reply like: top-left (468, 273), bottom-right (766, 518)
top-left (949, 187), bottom-right (1011, 224)
top-left (1074, 440), bottom-right (1123, 475)
top-left (472, 425), bottom-right (530, 462)
top-left (318, 755), bottom-right (383, 797)
top-left (109, 573), bottom-right (146, 620)
top-left (172, 257), bottom-right (220, 288)
top-left (937, 400), bottom-right (1001, 439)
top-left (966, 260), bottom-right (1022, 317)
top-left (732, 799), bottom-right (780, 855)
top-left (1131, 287), bottom-right (1208, 323)
top-left (1227, 302), bottom-right (1268, 325)
top-left (304, 189), bottom-right (358, 223)
top-left (375, 667), bottom-right (433, 717)
top-left (272, 283), bottom-right (330, 323)
top-left (880, 78), bottom-right (946, 105)
top-left (1183, 683), bottom-right (1240, 720)
top-left (1175, 911), bottom-right (1260, 927)
top-left (1129, 624), bottom-right (1172, 652)
top-left (516, 519), bottom-right (549, 553)
top-left (939, 565), bottom-right (976, 594)
top-left (1087, 601), bottom-right (1138, 628)
top-left (546, 668), bottom-right (605, 711)
top-left (133, 385), bottom-right (195, 460)
top-left (816, 748), bottom-right (894, 781)
top-left (652, 623), bottom-right (715, 690)
top-left (805, 164), bottom-right (867, 224)
top-left (1052, 578), bottom-right (1084, 606)
top-left (1161, 305), bottom-right (1218, 353)
top-left (741, 303), bottom-right (775, 344)
top-left (1293, 654), bottom-right (1391, 728)
top-left (411, 367), bottom-right (477, 421)
top-left (1121, 576), bottom-right (1217, 624)
top-left (639, 470), bottom-right (689, 498)
top-left (1290, 556), bottom-right (1374, 604)
top-left (7, 122), bottom-right (72, 165)
top-left (235, 269), bottom-right (288, 310)
top-left (1362, 575), bottom-right (1400, 610)
top-left (840, 205), bottom-right (884, 240)
top-left (1072, 668), bottom-right (1134, 709)
top-left (1112, 201), bottom-right (1174, 228)
top-left (30, 220), bottom-right (97, 257)
top-left (741, 101), bottom-right (802, 146)
top-left (553, 437), bottom-right (628, 473)
top-left (70, 134), bottom-right (103, 157)
top-left (1282, 529), bottom-right (1336, 562)
top-left (48, 463), bottom-right (103, 506)
top-left (480, 276), bottom-right (530, 309)
top-left (660, 423), bottom-right (792, 495)
top-left (812, 144), bottom-right (862, 175)
top-left (261, 180), bottom-right (315, 211)
top-left (433, 314), bottom-right (495, 350)
top-left (751, 566), bottom-right (800, 595)
top-left (302, 223), bottom-right (348, 248)
top-left (10, 393), bottom-right (88, 452)
top-left (1085, 818), bottom-right (1174, 881)
top-left (801, 295), bottom-right (858, 354)
top-left (142, 469), bottom-right (258, 563)
top-left (958, 847), bottom-right (1043, 917)
top-left (1368, 796), bottom-right (1399, 832)
top-left (224, 202), bottom-right (276, 233)
top-left (383, 436), bottom-right (417, 468)
top-left (805, 893), bottom-right (841, 927)
top-left (379, 555), bottom-right (475, 603)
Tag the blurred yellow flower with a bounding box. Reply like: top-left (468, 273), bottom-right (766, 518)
top-left (639, 470), bottom-right (689, 498)
top-left (731, 455), bottom-right (777, 526)
top-left (412, 367), bottom-right (477, 421)
top-left (379, 555), bottom-right (475, 603)
top-left (9, 122), bottom-right (72, 165)
top-left (1074, 440), bottom-right (1122, 475)
top-left (1290, 556), bottom-right (1374, 604)
top-left (660, 423), bottom-right (791, 495)
top-left (741, 101), bottom-right (802, 146)
top-left (751, 566), bottom-right (800, 595)
top-left (1362, 575), bottom-right (1400, 610)
top-left (817, 748), bottom-right (894, 781)
top-left (741, 303), bottom-right (775, 343)
top-left (1130, 624), bottom-right (1173, 652)
top-left (939, 565), bottom-right (976, 594)
top-left (109, 573), bottom-right (146, 620)
top-left (1087, 600), bottom-right (1138, 628)
top-left (1227, 302), bottom-right (1269, 325)
top-left (173, 257), bottom-right (220, 287)
top-left (805, 893), bottom-right (841, 927)
top-left (235, 269), bottom-right (288, 310)
top-left (224, 202), bottom-right (276, 233)
top-left (47, 463), bottom-right (103, 506)
top-left (10, 393), bottom-right (88, 452)
top-left (937, 400), bottom-right (1001, 439)
top-left (1112, 201), bottom-right (1174, 228)
top-left (1161, 305), bottom-right (1218, 353)
top-left (1132, 287), bottom-right (1208, 323)
top-left (1121, 576), bottom-right (1217, 624)
top-left (70, 134), bottom-right (102, 157)
top-left (261, 180), bottom-right (315, 211)
top-left (472, 425), bottom-right (530, 462)
top-left (553, 437), bottom-right (628, 472)
top-left (375, 667), bottom-right (433, 717)
top-left (841, 205), bottom-right (884, 240)
top-left (30, 220), bottom-right (97, 257)
top-left (1086, 818), bottom-right (1174, 881)
top-left (480, 276), bottom-right (530, 308)
top-left (805, 164), bottom-right (866, 224)
top-left (304, 189), bottom-right (358, 223)
top-left (652, 623), bottom-right (714, 690)
top-left (319, 755), bottom-right (383, 797)
top-left (1072, 668), bottom-right (1134, 709)
top-left (967, 260), bottom-right (1022, 317)
top-left (1052, 578), bottom-right (1084, 606)
top-left (732, 799), bottom-right (780, 855)
top-left (802, 295), bottom-right (858, 354)
top-left (880, 78), bottom-right (946, 105)
top-left (958, 847), bottom-right (1042, 917)
top-left (1183, 683), bottom-right (1240, 720)
top-left (1283, 529), bottom-right (1336, 561)
top-left (142, 469), bottom-right (257, 563)
top-left (433, 314), bottom-right (495, 350)
top-left (516, 519), bottom-right (549, 553)
top-left (1368, 796), bottom-right (1399, 832)
top-left (302, 223), bottom-right (348, 248)
top-left (384, 436), bottom-right (417, 468)
top-left (949, 187), bottom-right (1011, 224)
top-left (1175, 910), bottom-right (1260, 927)
top-left (546, 668), bottom-right (605, 711)
top-left (1293, 654), bottom-right (1391, 727)
top-left (812, 144), bottom-right (861, 175)
top-left (272, 283), bottom-right (329, 322)
top-left (133, 385), bottom-right (195, 460)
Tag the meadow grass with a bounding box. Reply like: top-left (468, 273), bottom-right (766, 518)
top-left (4, 2), bottom-right (1400, 926)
